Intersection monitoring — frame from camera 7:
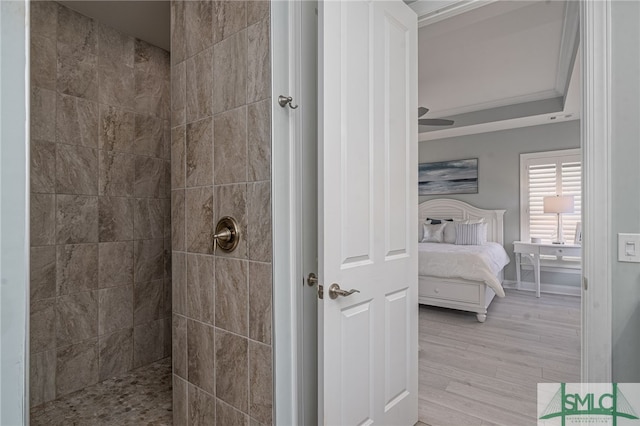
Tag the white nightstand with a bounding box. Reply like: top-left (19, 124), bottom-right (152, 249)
top-left (513, 241), bottom-right (582, 297)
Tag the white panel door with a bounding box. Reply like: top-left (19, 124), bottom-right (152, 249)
top-left (318, 1), bottom-right (418, 424)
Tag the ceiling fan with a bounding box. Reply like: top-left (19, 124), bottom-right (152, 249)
top-left (418, 107), bottom-right (454, 126)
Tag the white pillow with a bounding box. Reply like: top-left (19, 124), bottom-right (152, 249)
top-left (443, 221), bottom-right (457, 244)
top-left (421, 223), bottom-right (446, 243)
top-left (454, 222), bottom-right (487, 245)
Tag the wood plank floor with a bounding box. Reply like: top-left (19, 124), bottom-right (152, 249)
top-left (418, 289), bottom-right (580, 426)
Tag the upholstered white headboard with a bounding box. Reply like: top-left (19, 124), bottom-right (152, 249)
top-left (419, 199), bottom-right (506, 245)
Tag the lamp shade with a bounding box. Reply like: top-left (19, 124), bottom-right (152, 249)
top-left (543, 195), bottom-right (574, 214)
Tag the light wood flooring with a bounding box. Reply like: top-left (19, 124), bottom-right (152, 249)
top-left (418, 289), bottom-right (580, 426)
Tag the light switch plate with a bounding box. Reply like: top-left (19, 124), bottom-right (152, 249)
top-left (618, 233), bottom-right (640, 262)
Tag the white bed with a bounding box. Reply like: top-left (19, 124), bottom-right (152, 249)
top-left (418, 199), bottom-right (508, 322)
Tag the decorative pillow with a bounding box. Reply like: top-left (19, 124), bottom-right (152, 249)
top-left (422, 223), bottom-right (446, 243)
top-left (443, 221), bottom-right (458, 244)
top-left (454, 222), bottom-right (487, 245)
top-left (426, 218), bottom-right (453, 225)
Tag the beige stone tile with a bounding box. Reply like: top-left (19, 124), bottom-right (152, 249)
top-left (56, 143), bottom-right (98, 195)
top-left (213, 0), bottom-right (247, 44)
top-left (249, 341), bottom-right (272, 424)
top-left (134, 198), bottom-right (165, 240)
top-left (172, 189), bottom-right (186, 251)
top-left (31, 1), bottom-right (58, 39)
top-left (185, 0), bottom-right (213, 58)
top-left (134, 279), bottom-right (163, 325)
top-left (31, 139), bottom-right (56, 193)
top-left (247, 0), bottom-right (269, 26)
top-left (186, 254), bottom-right (215, 324)
top-left (172, 252), bottom-right (187, 315)
top-left (164, 160), bottom-right (172, 199)
top-left (173, 374), bottom-right (188, 426)
top-left (56, 43), bottom-right (98, 101)
top-left (189, 383), bottom-right (216, 424)
top-left (31, 193), bottom-right (56, 246)
top-left (31, 246), bottom-right (57, 301)
top-left (163, 120), bottom-right (171, 161)
top-left (247, 19), bottom-right (270, 103)
top-left (99, 150), bottom-right (134, 197)
top-left (213, 30), bottom-right (247, 114)
top-left (214, 107), bottom-right (247, 184)
top-left (98, 327), bottom-right (133, 381)
top-left (163, 317), bottom-right (172, 358)
top-left (31, 298), bottom-right (56, 353)
top-left (171, 0), bottom-right (186, 65)
top-left (98, 60), bottom-right (135, 110)
top-left (97, 24), bottom-right (135, 109)
top-left (249, 261), bottom-right (272, 345)
top-left (134, 156), bottom-right (165, 198)
top-left (215, 257), bottom-right (248, 336)
top-left (31, 34), bottom-right (56, 90)
top-left (98, 105), bottom-right (134, 153)
top-left (56, 243), bottom-right (98, 295)
top-left (217, 399), bottom-right (249, 426)
top-left (97, 22), bottom-right (135, 68)
top-left (56, 339), bottom-right (99, 397)
top-left (98, 196), bottom-right (133, 242)
top-left (215, 329), bottom-right (248, 411)
top-left (134, 39), bottom-right (170, 118)
top-left (98, 241), bottom-right (133, 287)
top-left (56, 6), bottom-right (98, 100)
top-left (55, 291), bottom-right (98, 346)
top-left (187, 319), bottom-right (216, 395)
top-left (134, 239), bottom-right (165, 283)
top-left (186, 118), bottom-right (213, 188)
top-left (186, 186), bottom-right (214, 254)
top-left (31, 87), bottom-right (56, 142)
top-left (171, 61), bottom-right (186, 127)
top-left (186, 48), bottom-right (213, 123)
top-left (98, 285), bottom-right (133, 335)
top-left (164, 199), bottom-right (172, 241)
top-left (164, 237), bottom-right (172, 280)
top-left (56, 93), bottom-right (99, 148)
top-left (57, 194), bottom-right (99, 244)
top-left (57, 5), bottom-right (96, 56)
top-left (133, 318), bottom-right (165, 368)
top-left (247, 98), bottom-right (271, 182)
top-left (215, 183), bottom-right (247, 258)
top-left (173, 314), bottom-right (187, 379)
top-left (135, 114), bottom-right (164, 158)
top-left (247, 182), bottom-right (272, 262)
top-left (163, 277), bottom-right (172, 318)
top-left (30, 349), bottom-right (56, 407)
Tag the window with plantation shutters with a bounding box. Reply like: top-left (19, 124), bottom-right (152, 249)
top-left (520, 149), bottom-right (581, 246)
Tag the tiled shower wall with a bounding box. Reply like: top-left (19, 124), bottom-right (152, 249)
top-left (170, 0), bottom-right (273, 424)
top-left (29, 1), bottom-right (171, 407)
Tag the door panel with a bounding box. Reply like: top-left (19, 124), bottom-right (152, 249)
top-left (319, 0), bottom-right (418, 424)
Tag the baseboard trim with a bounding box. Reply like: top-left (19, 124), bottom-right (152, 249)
top-left (502, 279), bottom-right (581, 297)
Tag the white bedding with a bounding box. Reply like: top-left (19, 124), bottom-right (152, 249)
top-left (418, 242), bottom-right (510, 297)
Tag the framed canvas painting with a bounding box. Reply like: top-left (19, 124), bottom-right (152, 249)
top-left (419, 158), bottom-right (479, 196)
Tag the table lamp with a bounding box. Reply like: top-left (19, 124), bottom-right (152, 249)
top-left (543, 195), bottom-right (574, 244)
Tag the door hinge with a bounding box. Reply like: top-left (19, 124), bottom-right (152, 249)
top-left (583, 276), bottom-right (588, 290)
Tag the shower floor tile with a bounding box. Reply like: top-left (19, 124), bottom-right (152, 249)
top-left (31, 357), bottom-right (172, 426)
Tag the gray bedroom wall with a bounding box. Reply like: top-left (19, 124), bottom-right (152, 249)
top-left (611, 0), bottom-right (640, 383)
top-left (418, 120), bottom-right (580, 285)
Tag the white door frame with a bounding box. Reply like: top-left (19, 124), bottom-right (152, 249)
top-left (272, 0), bottom-right (614, 423)
top-left (580, 0), bottom-right (612, 382)
top-left (0, 0), bottom-right (31, 423)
